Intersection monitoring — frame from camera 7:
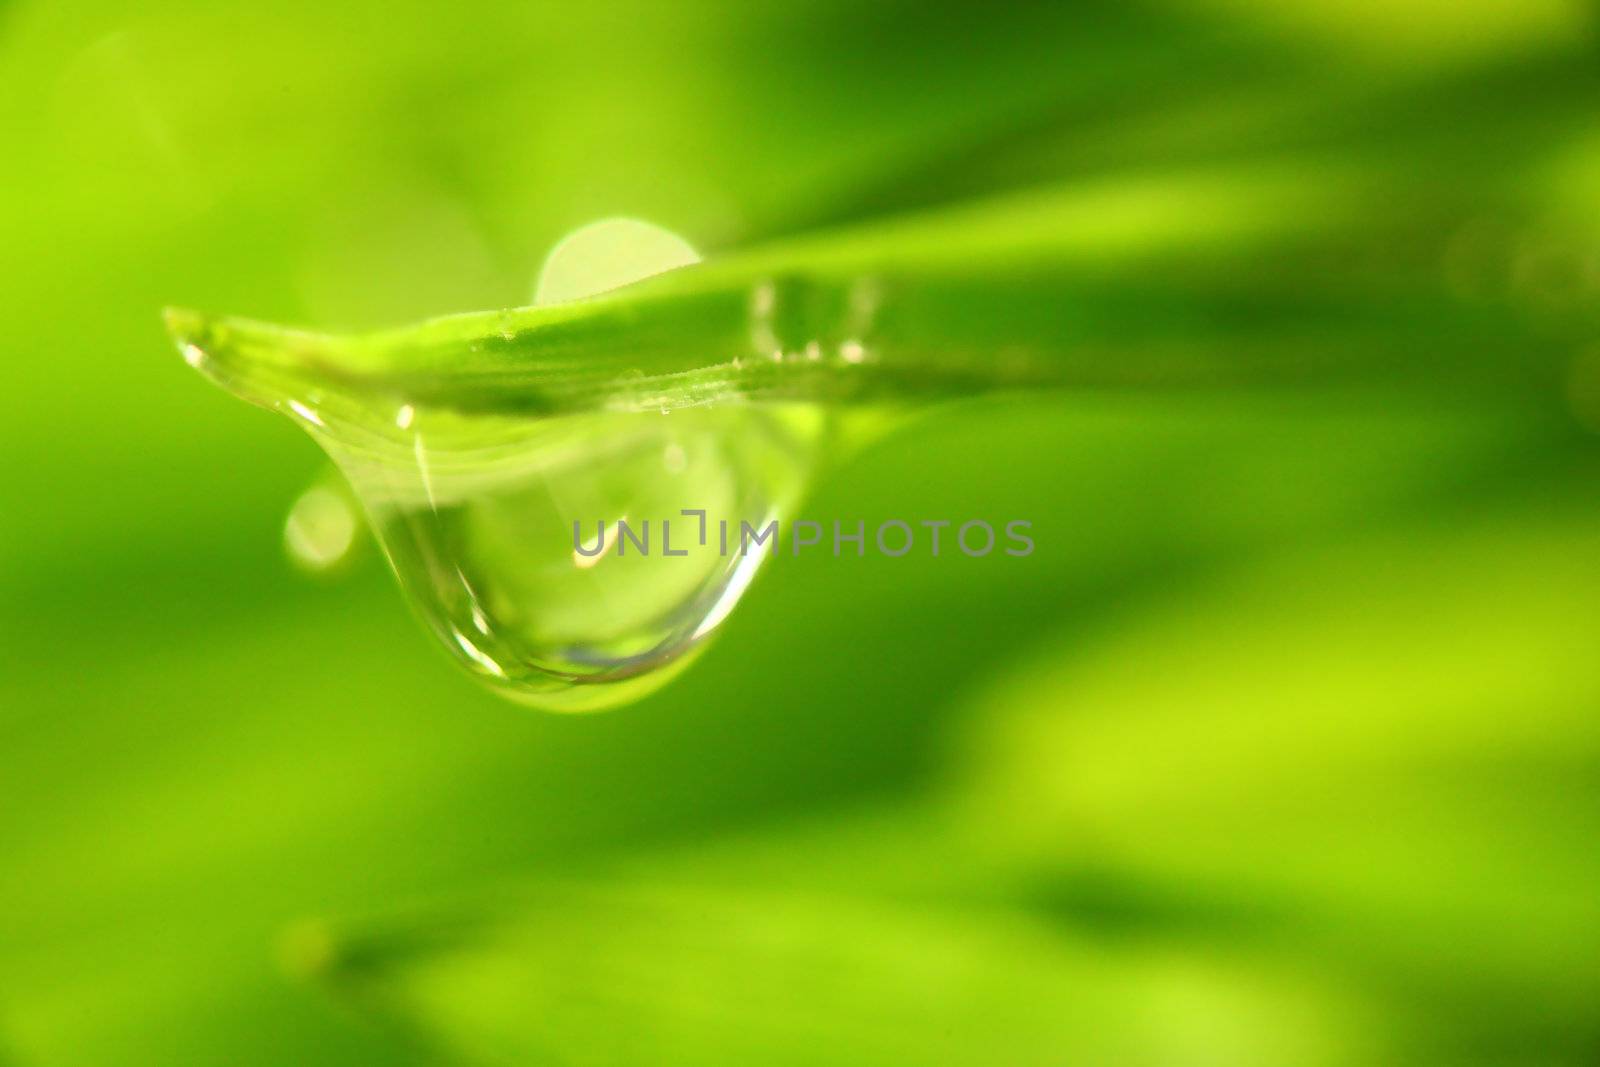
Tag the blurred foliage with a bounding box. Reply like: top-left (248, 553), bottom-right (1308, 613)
top-left (2, 1), bottom-right (1599, 1065)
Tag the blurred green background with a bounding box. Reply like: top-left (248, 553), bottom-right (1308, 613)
top-left (3, 2), bottom-right (1600, 1064)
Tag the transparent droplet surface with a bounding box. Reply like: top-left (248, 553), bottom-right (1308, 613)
top-left (183, 346), bottom-right (822, 710)
top-left (325, 401), bottom-right (821, 710)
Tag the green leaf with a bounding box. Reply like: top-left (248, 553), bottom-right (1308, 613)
top-left (166, 43), bottom-right (1600, 422)
top-left (295, 869), bottom-right (1383, 1067)
top-left (959, 492), bottom-right (1600, 1056)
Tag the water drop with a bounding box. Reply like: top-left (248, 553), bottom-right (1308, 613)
top-left (184, 336), bottom-right (822, 711)
top-left (171, 221), bottom-right (825, 712)
top-left (350, 401), bottom-right (821, 710)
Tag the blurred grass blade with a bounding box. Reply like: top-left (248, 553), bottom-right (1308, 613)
top-left (168, 39), bottom-right (1600, 421)
top-left (294, 879), bottom-right (1382, 1067)
top-left (960, 496), bottom-right (1600, 1056)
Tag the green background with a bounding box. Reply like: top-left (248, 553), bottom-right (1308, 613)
top-left (3, 2), bottom-right (1598, 1063)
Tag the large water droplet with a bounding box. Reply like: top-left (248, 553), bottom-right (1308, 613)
top-left (328, 399), bottom-right (822, 710)
top-left (175, 219), bottom-right (825, 711)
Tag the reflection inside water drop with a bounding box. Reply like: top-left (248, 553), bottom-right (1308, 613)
top-left (317, 401), bottom-right (822, 710)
